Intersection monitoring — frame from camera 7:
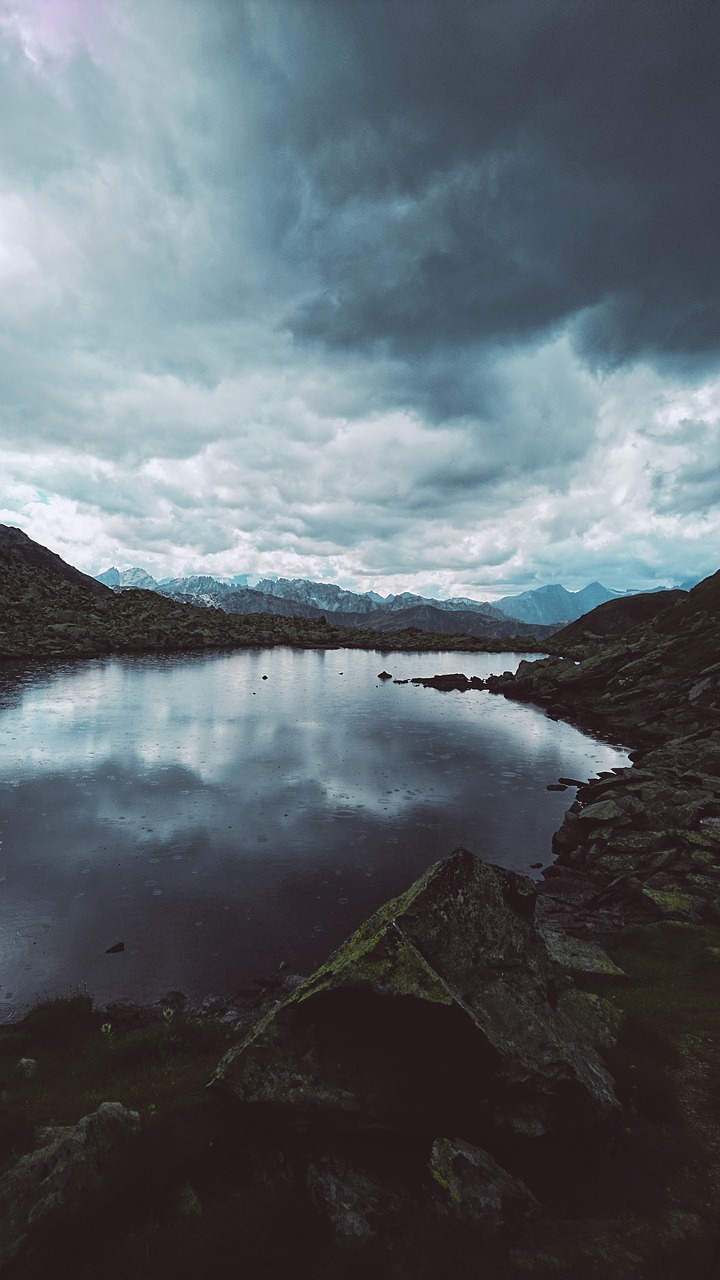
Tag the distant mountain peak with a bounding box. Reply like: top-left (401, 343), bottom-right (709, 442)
top-left (91, 563), bottom-right (662, 630)
top-left (495, 582), bottom-right (616, 626)
top-left (95, 566), bottom-right (158, 591)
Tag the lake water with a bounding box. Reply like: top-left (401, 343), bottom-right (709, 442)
top-left (0, 648), bottom-right (628, 1019)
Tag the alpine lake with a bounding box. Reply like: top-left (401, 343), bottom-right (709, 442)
top-left (0, 647), bottom-right (628, 1019)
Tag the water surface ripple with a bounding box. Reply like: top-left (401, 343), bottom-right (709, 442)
top-left (0, 648), bottom-right (628, 1017)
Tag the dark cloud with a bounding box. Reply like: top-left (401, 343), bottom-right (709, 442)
top-left (201, 0), bottom-right (720, 379)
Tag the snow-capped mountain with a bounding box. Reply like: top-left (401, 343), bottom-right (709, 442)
top-left (96, 566), bottom-right (159, 590)
top-left (94, 566), bottom-right (683, 635)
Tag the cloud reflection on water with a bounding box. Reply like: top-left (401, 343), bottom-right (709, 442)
top-left (0, 650), bottom-right (627, 1015)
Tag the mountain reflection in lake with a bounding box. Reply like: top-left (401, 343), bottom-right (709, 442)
top-left (0, 648), bottom-right (628, 1017)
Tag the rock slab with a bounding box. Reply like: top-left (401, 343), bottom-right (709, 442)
top-left (211, 848), bottom-right (618, 1139)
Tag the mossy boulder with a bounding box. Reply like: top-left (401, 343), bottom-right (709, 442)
top-left (541, 931), bottom-right (626, 980)
top-left (211, 849), bottom-right (618, 1139)
top-left (429, 1137), bottom-right (540, 1229)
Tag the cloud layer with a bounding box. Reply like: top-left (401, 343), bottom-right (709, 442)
top-left (1, 0), bottom-right (718, 595)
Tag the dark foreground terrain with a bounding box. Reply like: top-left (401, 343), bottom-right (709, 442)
top-left (0, 532), bottom-right (719, 1276)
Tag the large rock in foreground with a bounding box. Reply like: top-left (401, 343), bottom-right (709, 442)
top-left (211, 849), bottom-right (618, 1139)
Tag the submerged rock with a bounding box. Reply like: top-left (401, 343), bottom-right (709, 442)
top-left (211, 849), bottom-right (618, 1140)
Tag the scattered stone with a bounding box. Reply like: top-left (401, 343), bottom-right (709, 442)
top-left (429, 1138), bottom-right (539, 1230)
top-left (378, 671), bottom-right (392, 680)
top-left (689, 678), bottom-right (713, 703)
top-left (175, 1184), bottom-right (202, 1219)
top-left (556, 990), bottom-right (623, 1049)
top-left (410, 673), bottom-right (485, 691)
top-left (0, 1102), bottom-right (140, 1268)
top-left (104, 941), bottom-right (124, 954)
top-left (542, 931), bottom-right (626, 979)
top-left (306, 1155), bottom-right (387, 1241)
top-left (201, 994), bottom-right (230, 1015)
top-left (102, 998), bottom-right (161, 1032)
top-left (158, 990), bottom-right (186, 1012)
top-left (641, 887), bottom-right (705, 921)
top-left (577, 799), bottom-right (624, 823)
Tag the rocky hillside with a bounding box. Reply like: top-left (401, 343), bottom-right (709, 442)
top-left (547, 588), bottom-right (686, 645)
top-left (331, 602), bottom-right (557, 641)
top-left (3, 849), bottom-right (719, 1278)
top-left (488, 572), bottom-right (719, 745)
top-left (0, 525), bottom-right (112, 602)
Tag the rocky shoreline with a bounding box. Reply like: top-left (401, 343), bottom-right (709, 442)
top-left (484, 579), bottom-right (720, 938)
top-left (404, 573), bottom-right (720, 938)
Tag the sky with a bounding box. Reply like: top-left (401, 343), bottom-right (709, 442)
top-left (1, 0), bottom-right (719, 600)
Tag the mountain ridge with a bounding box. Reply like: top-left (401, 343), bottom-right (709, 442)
top-left (95, 565), bottom-right (665, 629)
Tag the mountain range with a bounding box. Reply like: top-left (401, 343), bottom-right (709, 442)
top-left (2, 520), bottom-right (696, 657)
top-left (95, 567), bottom-right (651, 632)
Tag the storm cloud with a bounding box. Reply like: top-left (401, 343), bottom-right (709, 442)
top-left (0, 0), bottom-right (718, 595)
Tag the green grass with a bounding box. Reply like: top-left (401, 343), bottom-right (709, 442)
top-left (0, 995), bottom-right (232, 1176)
top-left (602, 921), bottom-right (720, 1035)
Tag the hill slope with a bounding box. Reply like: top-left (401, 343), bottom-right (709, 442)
top-left (333, 603), bottom-right (557, 641)
top-left (0, 526), bottom-right (112, 601)
top-left (98, 565), bottom-right (636, 628)
top-left (488, 574), bottom-right (720, 744)
top-left (550, 589), bottom-right (687, 646)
